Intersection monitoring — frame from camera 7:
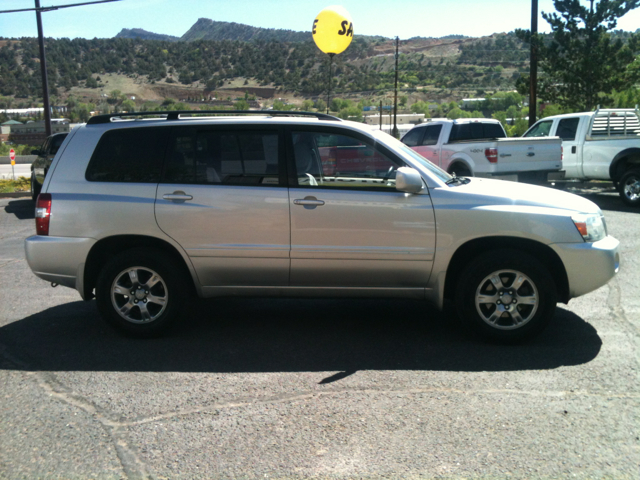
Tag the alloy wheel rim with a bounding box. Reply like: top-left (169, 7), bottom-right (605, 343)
top-left (623, 176), bottom-right (640, 201)
top-left (474, 269), bottom-right (539, 330)
top-left (110, 266), bottom-right (168, 324)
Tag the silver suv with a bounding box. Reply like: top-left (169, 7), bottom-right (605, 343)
top-left (25, 111), bottom-right (620, 342)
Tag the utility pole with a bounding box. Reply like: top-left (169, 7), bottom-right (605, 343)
top-left (392, 37), bottom-right (399, 138)
top-left (529, 0), bottom-right (538, 127)
top-left (379, 100), bottom-right (382, 130)
top-left (0, 0), bottom-right (120, 135)
top-left (35, 0), bottom-right (52, 137)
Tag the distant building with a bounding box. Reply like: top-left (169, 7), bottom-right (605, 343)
top-left (9, 119), bottom-right (70, 146)
top-left (0, 106), bottom-right (68, 118)
top-left (363, 113), bottom-right (426, 126)
top-left (1, 119), bottom-right (22, 143)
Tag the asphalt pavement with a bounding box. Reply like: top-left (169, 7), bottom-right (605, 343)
top-left (0, 189), bottom-right (638, 479)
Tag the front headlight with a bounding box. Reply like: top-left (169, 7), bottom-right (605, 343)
top-left (571, 213), bottom-right (607, 242)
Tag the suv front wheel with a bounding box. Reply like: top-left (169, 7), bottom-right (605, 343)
top-left (455, 250), bottom-right (557, 342)
top-left (96, 248), bottom-right (189, 337)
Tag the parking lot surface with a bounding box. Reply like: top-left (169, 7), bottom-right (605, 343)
top-left (1, 190), bottom-right (638, 479)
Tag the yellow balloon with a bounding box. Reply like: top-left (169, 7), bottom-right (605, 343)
top-left (312, 5), bottom-right (354, 55)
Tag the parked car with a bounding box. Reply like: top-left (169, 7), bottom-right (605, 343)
top-left (401, 118), bottom-right (563, 183)
top-left (523, 108), bottom-right (640, 206)
top-left (25, 111), bottom-right (620, 342)
top-left (30, 132), bottom-right (68, 201)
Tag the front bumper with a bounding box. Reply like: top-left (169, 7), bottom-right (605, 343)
top-left (551, 235), bottom-right (620, 299)
top-left (24, 235), bottom-right (96, 299)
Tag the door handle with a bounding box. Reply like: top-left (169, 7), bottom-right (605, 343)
top-left (571, 146), bottom-right (577, 154)
top-left (294, 196), bottom-right (325, 207)
top-left (163, 191), bottom-right (193, 201)
top-left (527, 152), bottom-right (535, 157)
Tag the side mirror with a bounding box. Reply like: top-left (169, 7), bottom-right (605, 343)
top-left (395, 167), bottom-right (424, 194)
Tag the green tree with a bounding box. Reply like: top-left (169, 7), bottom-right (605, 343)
top-left (517, 0), bottom-right (640, 110)
top-left (314, 99), bottom-right (327, 112)
top-left (234, 99), bottom-right (249, 110)
top-left (302, 99), bottom-right (314, 111)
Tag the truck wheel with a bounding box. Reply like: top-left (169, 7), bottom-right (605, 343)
top-left (450, 164), bottom-right (471, 177)
top-left (455, 250), bottom-right (557, 343)
top-left (618, 169), bottom-right (640, 207)
top-left (95, 248), bottom-right (189, 337)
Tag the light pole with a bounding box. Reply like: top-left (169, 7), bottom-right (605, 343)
top-left (529, 0), bottom-right (538, 127)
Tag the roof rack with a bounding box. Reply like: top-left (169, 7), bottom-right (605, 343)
top-left (86, 110), bottom-right (341, 125)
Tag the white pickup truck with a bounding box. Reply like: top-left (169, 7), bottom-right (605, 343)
top-left (523, 108), bottom-right (640, 206)
top-left (401, 118), bottom-right (563, 182)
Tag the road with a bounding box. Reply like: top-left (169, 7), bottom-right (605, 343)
top-left (0, 191), bottom-right (638, 479)
top-left (0, 164), bottom-right (30, 180)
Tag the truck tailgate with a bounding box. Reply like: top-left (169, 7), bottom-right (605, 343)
top-left (494, 136), bottom-right (563, 173)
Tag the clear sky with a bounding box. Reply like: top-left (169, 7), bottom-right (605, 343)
top-left (0, 0), bottom-right (639, 40)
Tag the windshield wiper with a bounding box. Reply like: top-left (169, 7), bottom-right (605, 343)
top-left (445, 175), bottom-right (471, 185)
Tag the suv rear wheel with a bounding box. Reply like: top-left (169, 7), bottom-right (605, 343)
top-left (455, 250), bottom-right (557, 342)
top-left (96, 248), bottom-right (189, 337)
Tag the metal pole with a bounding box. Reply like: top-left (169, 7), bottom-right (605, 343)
top-left (326, 53), bottom-right (334, 115)
top-left (35, 0), bottom-right (52, 137)
top-left (379, 100), bottom-right (382, 130)
top-left (392, 37), bottom-right (399, 138)
top-left (529, 0), bottom-right (538, 127)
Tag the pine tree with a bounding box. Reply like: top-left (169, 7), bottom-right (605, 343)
top-left (518, 0), bottom-right (640, 110)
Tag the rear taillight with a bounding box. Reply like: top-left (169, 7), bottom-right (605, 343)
top-left (561, 146), bottom-right (564, 161)
top-left (35, 193), bottom-right (51, 236)
top-left (485, 147), bottom-right (498, 163)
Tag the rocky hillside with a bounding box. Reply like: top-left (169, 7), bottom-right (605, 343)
top-left (115, 28), bottom-right (179, 42)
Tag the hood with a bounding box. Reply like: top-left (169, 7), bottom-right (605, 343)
top-left (445, 178), bottom-right (601, 215)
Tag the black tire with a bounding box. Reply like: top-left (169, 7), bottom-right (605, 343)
top-left (618, 168), bottom-right (640, 207)
top-left (95, 248), bottom-right (190, 337)
top-left (454, 249), bottom-right (557, 343)
top-left (450, 164), bottom-right (471, 177)
top-left (31, 175), bottom-right (41, 202)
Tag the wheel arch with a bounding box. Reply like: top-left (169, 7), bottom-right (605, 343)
top-left (443, 236), bottom-right (570, 304)
top-left (448, 155), bottom-right (474, 176)
top-left (83, 235), bottom-right (198, 300)
top-left (609, 148), bottom-right (640, 181)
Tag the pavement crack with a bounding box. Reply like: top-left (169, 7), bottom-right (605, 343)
top-left (0, 345), bottom-right (154, 480)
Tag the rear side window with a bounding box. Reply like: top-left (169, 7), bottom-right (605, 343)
top-left (86, 128), bottom-right (168, 183)
top-left (162, 129), bottom-right (280, 186)
top-left (449, 122), bottom-right (505, 142)
top-left (421, 125), bottom-right (442, 145)
top-left (556, 118), bottom-right (580, 141)
top-left (50, 134), bottom-right (67, 155)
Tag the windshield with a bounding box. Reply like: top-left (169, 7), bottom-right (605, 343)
top-left (372, 130), bottom-right (452, 183)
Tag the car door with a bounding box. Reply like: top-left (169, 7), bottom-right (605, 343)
top-left (155, 126), bottom-right (291, 288)
top-left (287, 127), bottom-right (436, 289)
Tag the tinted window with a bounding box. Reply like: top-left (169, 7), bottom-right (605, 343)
top-left (163, 129), bottom-right (280, 186)
top-left (401, 127), bottom-right (424, 147)
top-left (86, 128), bottom-right (168, 183)
top-left (292, 131), bottom-right (401, 190)
top-left (449, 122), bottom-right (505, 142)
top-left (524, 120), bottom-right (553, 137)
top-left (50, 134), bottom-right (67, 155)
top-left (421, 125), bottom-right (442, 145)
top-left (556, 118), bottom-right (580, 141)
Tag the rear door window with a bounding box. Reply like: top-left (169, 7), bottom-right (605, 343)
top-left (421, 125), bottom-right (443, 145)
top-left (556, 118), bottom-right (580, 141)
top-left (162, 128), bottom-right (281, 186)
